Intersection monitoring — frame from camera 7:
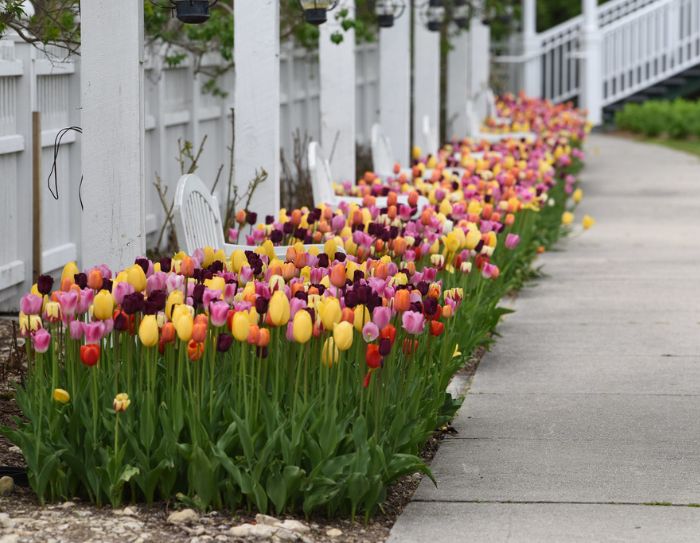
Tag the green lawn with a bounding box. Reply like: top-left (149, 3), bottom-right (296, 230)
top-left (646, 138), bottom-right (700, 159)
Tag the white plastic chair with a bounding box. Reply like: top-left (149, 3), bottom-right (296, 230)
top-left (370, 124), bottom-right (413, 179)
top-left (465, 100), bottom-right (536, 143)
top-left (308, 141), bottom-right (429, 215)
top-left (173, 174), bottom-right (326, 259)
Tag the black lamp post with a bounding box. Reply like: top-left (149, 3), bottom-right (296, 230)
top-left (299, 0), bottom-right (340, 26)
top-left (422, 0), bottom-right (446, 32)
top-left (172, 0), bottom-right (218, 24)
top-left (375, 0), bottom-right (406, 28)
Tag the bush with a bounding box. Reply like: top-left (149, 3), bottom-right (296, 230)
top-left (615, 98), bottom-right (700, 139)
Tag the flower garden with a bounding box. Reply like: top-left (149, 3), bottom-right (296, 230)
top-left (4, 93), bottom-right (592, 520)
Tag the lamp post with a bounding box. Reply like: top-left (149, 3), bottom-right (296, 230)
top-left (299, 0), bottom-right (340, 25)
top-left (453, 0), bottom-right (470, 30)
top-left (375, 0), bottom-right (406, 28)
top-left (420, 0), bottom-right (445, 32)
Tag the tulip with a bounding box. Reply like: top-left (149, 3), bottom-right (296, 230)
top-left (69, 320), bottom-right (84, 340)
top-left (192, 321), bottom-right (208, 343)
top-left (319, 297), bottom-right (342, 331)
top-left (83, 321), bottom-right (106, 344)
top-left (138, 315), bottom-right (159, 347)
top-left (37, 274), bottom-right (54, 296)
top-left (231, 312), bottom-right (250, 342)
top-left (61, 261), bottom-right (80, 286)
top-left (187, 339), bottom-right (204, 361)
top-left (52, 388), bottom-right (70, 404)
top-left (44, 301), bottom-right (61, 322)
top-left (380, 324), bottom-right (396, 345)
top-left (217, 333), bottom-right (234, 352)
top-left (175, 313), bottom-right (194, 342)
top-left (330, 263), bottom-right (346, 288)
top-left (321, 337), bottom-right (340, 368)
top-left (393, 289), bottom-right (411, 312)
top-left (32, 328), bottom-right (51, 353)
top-left (20, 294), bottom-right (43, 315)
top-left (365, 344), bottom-right (382, 369)
top-left (401, 311), bottom-right (425, 335)
top-left (269, 291), bottom-right (290, 327)
top-left (582, 214), bottom-right (595, 230)
top-left (292, 310), bottom-right (313, 344)
top-left (126, 264), bottom-right (147, 292)
top-left (93, 290), bottom-right (114, 320)
top-left (113, 393), bottom-right (131, 413)
top-left (561, 211), bottom-right (574, 226)
top-left (257, 327), bottom-right (271, 348)
top-left (505, 233), bottom-right (520, 250)
top-left (372, 306), bottom-right (392, 329)
top-left (209, 301), bottom-right (229, 327)
top-left (353, 305), bottom-right (371, 332)
top-left (333, 321), bottom-right (354, 351)
top-left (362, 322), bottom-right (379, 343)
top-left (429, 321), bottom-right (445, 336)
top-left (161, 322), bottom-right (176, 344)
top-left (80, 344), bottom-right (100, 367)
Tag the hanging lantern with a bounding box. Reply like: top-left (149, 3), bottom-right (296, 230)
top-left (172, 0), bottom-right (217, 24)
top-left (375, 0), bottom-right (406, 28)
top-left (299, 0), bottom-right (340, 26)
top-left (452, 0), bottom-right (470, 30)
top-left (422, 0), bottom-right (446, 32)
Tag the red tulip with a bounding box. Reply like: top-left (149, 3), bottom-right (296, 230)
top-left (429, 321), bottom-right (445, 336)
top-left (80, 344), bottom-right (100, 367)
top-left (365, 344), bottom-right (382, 369)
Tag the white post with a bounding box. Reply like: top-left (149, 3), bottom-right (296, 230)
top-left (413, 8), bottom-right (441, 156)
top-left (320, 0), bottom-right (356, 182)
top-left (522, 0), bottom-right (541, 98)
top-left (379, 8), bottom-right (411, 165)
top-left (81, 0), bottom-right (146, 270)
top-left (447, 30), bottom-right (469, 139)
top-left (581, 0), bottom-right (603, 125)
top-left (234, 0), bottom-right (281, 219)
top-left (468, 14), bottom-right (492, 120)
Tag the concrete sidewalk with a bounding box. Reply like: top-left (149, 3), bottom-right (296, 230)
top-left (388, 135), bottom-right (700, 542)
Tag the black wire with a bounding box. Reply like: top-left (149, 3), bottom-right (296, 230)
top-left (47, 126), bottom-right (83, 208)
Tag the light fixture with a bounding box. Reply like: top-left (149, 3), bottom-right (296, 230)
top-left (422, 0), bottom-right (446, 32)
top-left (298, 0), bottom-right (340, 26)
top-left (172, 0), bottom-right (218, 24)
top-left (452, 0), bottom-right (470, 30)
top-left (375, 0), bottom-right (406, 28)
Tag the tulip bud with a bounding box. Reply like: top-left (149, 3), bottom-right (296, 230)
top-left (231, 312), bottom-right (250, 342)
top-left (333, 321), bottom-right (353, 351)
top-left (175, 313), bottom-right (194, 342)
top-left (53, 388), bottom-right (70, 404)
top-left (292, 310), bottom-right (313, 344)
top-left (319, 297), bottom-right (342, 331)
top-left (93, 290), bottom-right (114, 321)
top-left (126, 264), bottom-right (147, 292)
top-left (113, 393), bottom-right (131, 413)
top-left (321, 337), bottom-right (340, 368)
top-left (138, 315), bottom-right (159, 347)
top-left (269, 291), bottom-right (291, 327)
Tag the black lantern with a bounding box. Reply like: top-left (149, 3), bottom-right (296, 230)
top-left (375, 0), bottom-right (406, 28)
top-left (421, 0), bottom-right (445, 32)
top-left (299, 0), bottom-right (340, 26)
top-left (452, 0), bottom-right (470, 30)
top-left (172, 0), bottom-right (217, 24)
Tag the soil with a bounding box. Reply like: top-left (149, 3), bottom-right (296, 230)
top-left (0, 317), bottom-right (484, 543)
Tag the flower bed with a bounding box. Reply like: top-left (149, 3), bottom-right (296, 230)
top-left (3, 95), bottom-right (590, 519)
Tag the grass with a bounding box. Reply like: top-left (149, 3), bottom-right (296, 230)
top-left (645, 138), bottom-right (700, 159)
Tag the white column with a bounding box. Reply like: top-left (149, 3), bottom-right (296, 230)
top-left (81, 0), bottom-right (145, 270)
top-left (379, 9), bottom-right (411, 166)
top-left (581, 0), bottom-right (603, 125)
top-left (413, 10), bottom-right (441, 156)
top-left (320, 0), bottom-right (356, 182)
top-left (468, 17), bottom-right (492, 120)
top-left (234, 0), bottom-right (280, 218)
top-left (522, 0), bottom-right (541, 98)
top-left (447, 31), bottom-right (469, 139)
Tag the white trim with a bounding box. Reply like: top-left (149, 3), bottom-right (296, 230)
top-left (0, 135), bottom-right (25, 155)
top-left (42, 243), bottom-right (77, 273)
top-left (0, 260), bottom-right (25, 291)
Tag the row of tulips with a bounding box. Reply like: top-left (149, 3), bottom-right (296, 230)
top-left (3, 95), bottom-right (590, 518)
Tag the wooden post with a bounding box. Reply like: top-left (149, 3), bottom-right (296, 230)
top-left (447, 31), bottom-right (469, 139)
top-left (522, 0), bottom-right (541, 98)
top-left (320, 0), bottom-right (357, 182)
top-left (31, 111), bottom-right (41, 281)
top-left (379, 6), bottom-right (411, 166)
top-left (80, 0), bottom-right (146, 270)
top-left (468, 4), bottom-right (492, 120)
top-left (234, 0), bottom-right (281, 219)
top-left (413, 7), bottom-right (441, 156)
top-left (581, 0), bottom-right (602, 125)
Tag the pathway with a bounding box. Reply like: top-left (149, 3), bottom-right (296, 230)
top-left (388, 134), bottom-right (700, 542)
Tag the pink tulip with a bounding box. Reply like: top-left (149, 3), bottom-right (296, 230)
top-left (82, 321), bottom-right (106, 344)
top-left (20, 294), bottom-right (43, 315)
top-left (401, 311), bottom-right (425, 335)
top-left (290, 297), bottom-right (306, 319)
top-left (209, 301), bottom-right (229, 327)
top-left (69, 320), bottom-right (84, 340)
top-left (505, 234), bottom-right (520, 250)
top-left (113, 282), bottom-right (134, 305)
top-left (372, 306), bottom-right (392, 329)
top-left (202, 288), bottom-right (221, 307)
top-left (362, 322), bottom-right (379, 342)
top-left (32, 328), bottom-right (51, 353)
top-left (56, 290), bottom-right (79, 318)
top-left (77, 289), bottom-right (94, 315)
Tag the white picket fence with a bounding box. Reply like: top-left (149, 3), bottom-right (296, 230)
top-left (0, 37), bottom-right (378, 310)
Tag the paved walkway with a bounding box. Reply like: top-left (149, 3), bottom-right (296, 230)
top-left (389, 135), bottom-right (700, 542)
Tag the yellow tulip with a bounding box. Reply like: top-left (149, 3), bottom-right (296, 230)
top-left (174, 312), bottom-right (194, 342)
top-left (562, 211), bottom-right (574, 226)
top-left (166, 290), bottom-right (184, 320)
top-left (333, 321), bottom-right (353, 351)
top-left (572, 188), bottom-right (583, 203)
top-left (582, 214), bottom-right (595, 230)
top-left (292, 310), bottom-right (313, 344)
top-left (93, 290), bottom-right (114, 321)
top-left (139, 315), bottom-right (159, 347)
top-left (126, 264), bottom-right (147, 292)
top-left (464, 229), bottom-right (481, 250)
top-left (231, 250), bottom-right (249, 273)
top-left (61, 261), bottom-right (80, 285)
top-left (269, 291), bottom-right (290, 326)
top-left (44, 301), bottom-right (61, 321)
top-left (231, 312), bottom-right (250, 342)
top-left (113, 393), bottom-right (131, 413)
top-left (53, 388), bottom-right (70, 404)
top-left (353, 305), bottom-right (371, 332)
top-left (319, 297), bottom-right (342, 330)
top-left (321, 337), bottom-right (340, 368)
top-left (324, 238), bottom-right (337, 258)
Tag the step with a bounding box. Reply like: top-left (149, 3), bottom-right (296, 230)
top-left (664, 77), bottom-right (687, 86)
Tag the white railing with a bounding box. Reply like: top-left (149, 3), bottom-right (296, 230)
top-left (494, 0), bottom-right (700, 107)
top-left (0, 38), bottom-right (379, 310)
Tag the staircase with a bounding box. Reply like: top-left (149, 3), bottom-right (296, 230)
top-left (495, 0), bottom-right (700, 124)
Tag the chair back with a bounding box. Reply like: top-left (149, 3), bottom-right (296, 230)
top-left (173, 174), bottom-right (225, 255)
top-left (421, 115), bottom-right (439, 156)
top-left (371, 123), bottom-right (395, 175)
top-left (464, 100), bottom-right (482, 138)
top-left (308, 141), bottom-right (337, 206)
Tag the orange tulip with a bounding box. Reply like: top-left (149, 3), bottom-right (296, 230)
top-left (393, 289), bottom-right (411, 312)
top-left (330, 263), bottom-right (346, 288)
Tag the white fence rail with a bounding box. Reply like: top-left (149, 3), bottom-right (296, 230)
top-left (0, 38), bottom-right (379, 309)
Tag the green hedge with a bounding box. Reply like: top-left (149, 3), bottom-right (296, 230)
top-left (615, 99), bottom-right (700, 139)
